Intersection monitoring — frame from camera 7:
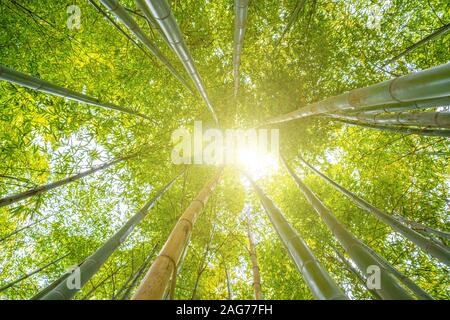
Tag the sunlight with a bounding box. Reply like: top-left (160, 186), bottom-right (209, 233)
top-left (236, 147), bottom-right (279, 183)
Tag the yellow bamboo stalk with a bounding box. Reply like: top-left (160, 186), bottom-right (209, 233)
top-left (132, 169), bottom-right (223, 300)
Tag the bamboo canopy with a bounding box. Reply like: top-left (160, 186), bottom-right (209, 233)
top-left (326, 111), bottom-right (450, 129)
top-left (132, 169), bottom-right (223, 299)
top-left (0, 65), bottom-right (153, 121)
top-left (98, 0), bottom-right (192, 92)
top-left (233, 0), bottom-right (249, 98)
top-left (248, 176), bottom-right (348, 300)
top-left (298, 157), bottom-right (450, 267)
top-left (40, 172), bottom-right (183, 300)
top-left (136, 0), bottom-right (219, 124)
top-left (281, 157), bottom-right (414, 299)
top-left (263, 62), bottom-right (450, 125)
top-left (0, 152), bottom-right (139, 209)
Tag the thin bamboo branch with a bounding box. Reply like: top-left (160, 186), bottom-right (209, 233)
top-left (273, 0), bottom-right (306, 50)
top-left (0, 65), bottom-right (153, 121)
top-left (0, 254), bottom-right (69, 293)
top-left (0, 214), bottom-right (55, 242)
top-left (383, 22), bottom-right (450, 66)
top-left (120, 245), bottom-right (158, 300)
top-left (81, 266), bottom-right (123, 300)
top-left (0, 153), bottom-right (139, 208)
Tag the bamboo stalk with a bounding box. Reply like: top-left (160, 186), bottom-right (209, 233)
top-left (0, 253), bottom-right (69, 293)
top-left (281, 157), bottom-right (414, 299)
top-left (135, 0), bottom-right (219, 124)
top-left (132, 168), bottom-right (223, 300)
top-left (334, 119), bottom-right (450, 137)
top-left (326, 111), bottom-right (450, 129)
top-left (394, 215), bottom-right (450, 241)
top-left (298, 156), bottom-right (450, 268)
top-left (0, 65), bottom-right (153, 121)
top-left (112, 247), bottom-right (155, 300)
top-left (248, 176), bottom-right (348, 300)
top-left (120, 246), bottom-right (158, 300)
top-left (0, 214), bottom-right (54, 242)
top-left (247, 221), bottom-right (262, 300)
top-left (273, 0), bottom-right (306, 50)
top-left (191, 226), bottom-right (215, 300)
top-left (40, 171), bottom-right (183, 300)
top-left (353, 96), bottom-right (450, 114)
top-left (0, 153), bottom-right (139, 208)
top-left (81, 266), bottom-right (123, 300)
top-left (98, 0), bottom-right (192, 92)
top-left (233, 0), bottom-right (249, 97)
top-left (263, 62), bottom-right (450, 125)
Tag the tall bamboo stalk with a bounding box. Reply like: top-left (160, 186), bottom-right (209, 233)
top-left (0, 65), bottom-right (152, 121)
top-left (98, 0), bottom-right (192, 92)
top-left (383, 23), bottom-right (450, 66)
top-left (135, 0), bottom-right (219, 124)
top-left (281, 157), bottom-right (414, 299)
top-left (248, 176), bottom-right (348, 300)
top-left (394, 215), bottom-right (450, 241)
top-left (273, 0), bottom-right (306, 50)
top-left (40, 171), bottom-right (183, 300)
top-left (119, 246), bottom-right (157, 300)
top-left (263, 62), bottom-right (450, 125)
top-left (191, 226), bottom-right (215, 300)
top-left (132, 169), bottom-right (223, 300)
top-left (247, 221), bottom-right (262, 300)
top-left (81, 266), bottom-right (124, 300)
top-left (233, 0), bottom-right (249, 97)
top-left (0, 214), bottom-right (54, 242)
top-left (335, 119), bottom-right (450, 137)
top-left (326, 111), bottom-right (450, 129)
top-left (357, 240), bottom-right (434, 300)
top-left (0, 254), bottom-right (69, 293)
top-left (298, 157), bottom-right (450, 268)
top-left (355, 96), bottom-right (450, 114)
top-left (0, 153), bottom-right (139, 209)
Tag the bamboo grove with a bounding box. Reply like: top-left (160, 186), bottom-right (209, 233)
top-left (0, 0), bottom-right (449, 300)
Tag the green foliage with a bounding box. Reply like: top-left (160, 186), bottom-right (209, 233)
top-left (0, 0), bottom-right (448, 300)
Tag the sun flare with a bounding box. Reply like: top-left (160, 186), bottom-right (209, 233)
top-left (236, 147), bottom-right (279, 181)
